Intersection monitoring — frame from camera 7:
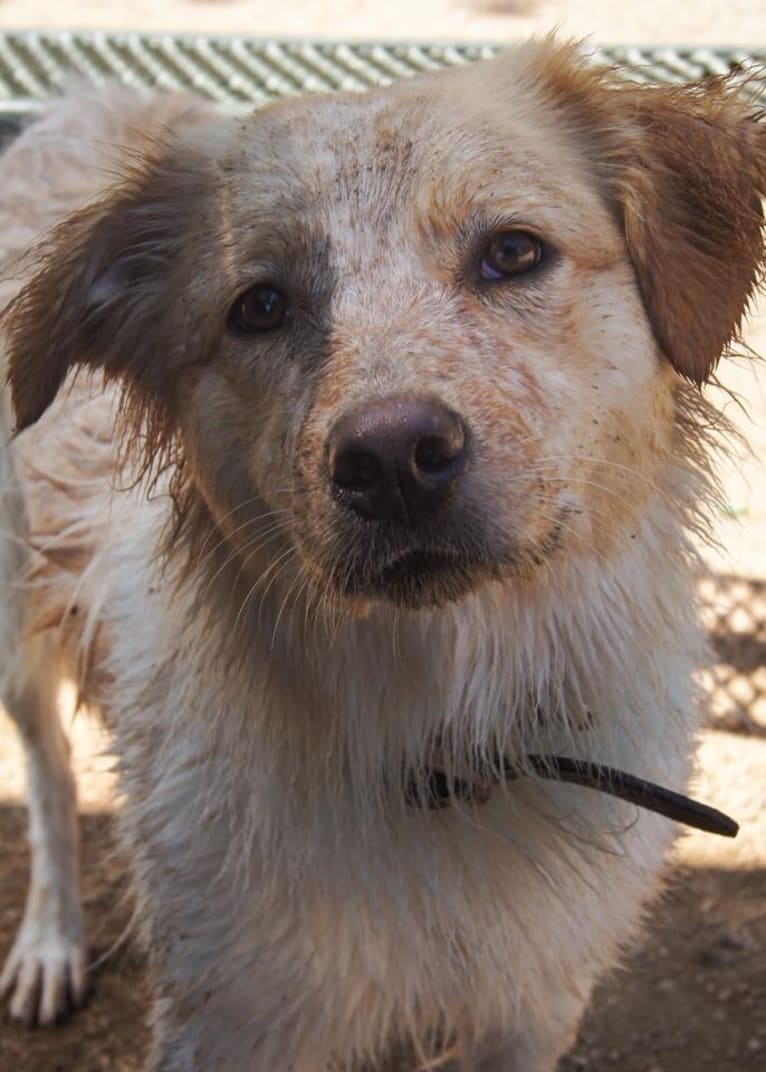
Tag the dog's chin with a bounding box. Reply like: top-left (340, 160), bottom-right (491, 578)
top-left (331, 549), bottom-right (494, 610)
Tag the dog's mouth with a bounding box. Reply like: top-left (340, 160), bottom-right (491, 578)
top-left (303, 501), bottom-right (570, 610)
top-left (317, 512), bottom-right (569, 609)
top-left (331, 545), bottom-right (491, 609)
top-left (379, 548), bottom-right (470, 587)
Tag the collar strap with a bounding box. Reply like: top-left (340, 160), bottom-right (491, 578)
top-left (406, 753), bottom-right (739, 839)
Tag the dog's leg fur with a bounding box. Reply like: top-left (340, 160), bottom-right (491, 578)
top-left (0, 636), bottom-right (84, 1024)
top-left (0, 400), bottom-right (84, 1024)
top-left (460, 1007), bottom-right (586, 1072)
top-left (454, 962), bottom-right (593, 1072)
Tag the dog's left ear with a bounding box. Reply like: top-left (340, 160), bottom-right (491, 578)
top-left (538, 46), bottom-right (766, 384)
top-left (615, 82), bottom-right (766, 385)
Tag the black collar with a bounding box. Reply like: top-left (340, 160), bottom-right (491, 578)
top-left (406, 754), bottom-right (738, 839)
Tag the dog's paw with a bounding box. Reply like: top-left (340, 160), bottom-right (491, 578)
top-left (0, 912), bottom-right (86, 1025)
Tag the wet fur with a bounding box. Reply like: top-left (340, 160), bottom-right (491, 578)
top-left (0, 40), bottom-right (764, 1071)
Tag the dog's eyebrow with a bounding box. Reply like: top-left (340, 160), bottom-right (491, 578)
top-left (412, 182), bottom-right (623, 272)
top-left (215, 209), bottom-right (337, 300)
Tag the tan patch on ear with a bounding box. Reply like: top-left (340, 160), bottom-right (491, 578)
top-left (618, 88), bottom-right (765, 385)
top-left (532, 42), bottom-right (766, 384)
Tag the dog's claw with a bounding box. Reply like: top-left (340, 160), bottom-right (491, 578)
top-left (1, 922), bottom-right (86, 1025)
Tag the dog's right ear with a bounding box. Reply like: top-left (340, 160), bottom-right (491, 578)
top-left (5, 144), bottom-right (213, 433)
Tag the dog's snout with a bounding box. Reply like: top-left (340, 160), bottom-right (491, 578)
top-left (327, 396), bottom-right (466, 524)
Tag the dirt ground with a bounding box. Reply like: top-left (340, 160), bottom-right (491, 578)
top-left (1, 2), bottom-right (766, 1071)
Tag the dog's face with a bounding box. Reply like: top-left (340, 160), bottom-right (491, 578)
top-left (7, 42), bottom-right (766, 610)
top-left (168, 78), bottom-right (666, 609)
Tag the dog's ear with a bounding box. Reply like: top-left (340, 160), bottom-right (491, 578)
top-left (538, 45), bottom-right (766, 384)
top-left (5, 144), bottom-right (213, 432)
top-left (614, 82), bottom-right (766, 385)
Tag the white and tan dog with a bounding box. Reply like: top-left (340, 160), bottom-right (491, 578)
top-left (0, 39), bottom-right (762, 1071)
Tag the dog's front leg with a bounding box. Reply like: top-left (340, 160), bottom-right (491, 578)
top-left (460, 993), bottom-right (588, 1072)
top-left (460, 1034), bottom-right (572, 1072)
top-left (148, 1000), bottom-right (331, 1072)
top-left (133, 870), bottom-right (334, 1072)
top-left (0, 632), bottom-right (85, 1025)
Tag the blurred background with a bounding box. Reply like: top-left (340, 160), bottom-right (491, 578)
top-left (0, 0), bottom-right (763, 44)
top-left (0, 3), bottom-right (764, 1071)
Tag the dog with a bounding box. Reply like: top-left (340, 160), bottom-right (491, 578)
top-left (0, 38), bottom-right (762, 1071)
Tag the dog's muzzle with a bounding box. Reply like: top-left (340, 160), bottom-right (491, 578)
top-left (321, 395), bottom-right (483, 607)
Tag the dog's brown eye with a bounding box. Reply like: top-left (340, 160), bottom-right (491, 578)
top-left (229, 284), bottom-right (288, 333)
top-left (480, 231), bottom-right (544, 281)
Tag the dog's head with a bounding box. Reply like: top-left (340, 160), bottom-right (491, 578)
top-left (6, 41), bottom-right (765, 610)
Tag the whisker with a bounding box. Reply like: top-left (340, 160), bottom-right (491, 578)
top-left (200, 517), bottom-right (293, 602)
top-left (233, 543), bottom-right (298, 634)
top-left (254, 545), bottom-right (301, 623)
top-left (270, 559), bottom-right (311, 651)
top-left (197, 507), bottom-right (293, 572)
top-left (196, 494), bottom-right (290, 556)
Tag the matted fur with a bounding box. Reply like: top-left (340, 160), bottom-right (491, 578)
top-left (0, 39), bottom-right (763, 1071)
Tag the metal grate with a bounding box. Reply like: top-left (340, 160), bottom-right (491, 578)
top-left (0, 32), bottom-right (762, 113)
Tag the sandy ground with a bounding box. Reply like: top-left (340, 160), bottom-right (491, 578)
top-left (0, 2), bottom-right (765, 1071)
top-left (0, 0), bottom-right (766, 46)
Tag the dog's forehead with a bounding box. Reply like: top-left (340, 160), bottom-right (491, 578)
top-left (242, 90), bottom-right (430, 212)
top-left (218, 57), bottom-right (612, 250)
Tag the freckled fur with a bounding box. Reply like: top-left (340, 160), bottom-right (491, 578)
top-left (0, 40), bottom-right (763, 1070)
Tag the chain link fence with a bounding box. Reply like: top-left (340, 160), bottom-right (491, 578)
top-left (700, 574), bottom-right (766, 733)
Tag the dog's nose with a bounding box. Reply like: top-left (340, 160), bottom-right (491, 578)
top-left (327, 396), bottom-right (466, 524)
